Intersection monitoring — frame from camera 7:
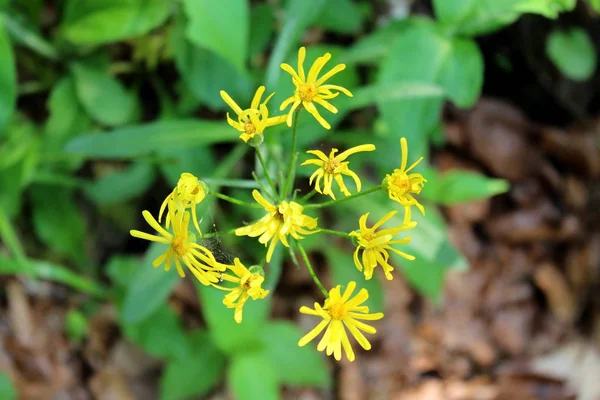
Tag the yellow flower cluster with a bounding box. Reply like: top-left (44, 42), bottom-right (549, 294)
top-left (130, 47), bottom-right (429, 364)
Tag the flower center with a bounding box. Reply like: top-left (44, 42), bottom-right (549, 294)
top-left (323, 158), bottom-right (341, 174)
top-left (389, 171), bottom-right (409, 194)
top-left (298, 83), bottom-right (317, 101)
top-left (244, 120), bottom-right (256, 134)
top-left (328, 302), bottom-right (347, 320)
top-left (171, 236), bottom-right (187, 256)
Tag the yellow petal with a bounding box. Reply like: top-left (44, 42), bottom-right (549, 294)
top-left (220, 90), bottom-right (243, 115)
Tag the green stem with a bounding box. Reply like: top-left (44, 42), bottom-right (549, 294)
top-left (299, 189), bottom-right (318, 203)
top-left (297, 241), bottom-right (328, 298)
top-left (319, 228), bottom-right (352, 239)
top-left (305, 185), bottom-right (382, 209)
top-left (211, 192), bottom-right (262, 208)
top-left (283, 110), bottom-right (301, 199)
top-left (200, 227), bottom-right (238, 239)
top-left (255, 146), bottom-right (280, 200)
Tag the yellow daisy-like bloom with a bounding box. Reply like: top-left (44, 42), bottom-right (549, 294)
top-left (298, 281), bottom-right (383, 362)
top-left (302, 144), bottom-right (375, 199)
top-left (159, 172), bottom-right (207, 235)
top-left (349, 210), bottom-right (416, 280)
top-left (215, 258), bottom-right (270, 323)
top-left (280, 47), bottom-right (353, 129)
top-left (384, 137), bottom-right (427, 215)
top-left (220, 86), bottom-right (287, 143)
top-left (130, 201), bottom-right (224, 285)
top-left (235, 190), bottom-right (318, 263)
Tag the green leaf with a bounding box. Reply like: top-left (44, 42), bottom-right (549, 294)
top-left (158, 146), bottom-right (214, 186)
top-left (31, 186), bottom-right (86, 263)
top-left (249, 4), bottom-right (274, 58)
top-left (438, 38), bottom-right (484, 107)
top-left (105, 256), bottom-right (140, 289)
top-left (0, 17), bottom-right (16, 132)
top-left (315, 0), bottom-right (363, 34)
top-left (65, 309), bottom-right (88, 342)
top-left (44, 76), bottom-right (91, 166)
top-left (160, 330), bottom-right (226, 400)
top-left (433, 0), bottom-right (478, 27)
top-left (197, 282), bottom-right (270, 355)
top-left (262, 321), bottom-right (330, 387)
top-left (589, 0), bottom-right (600, 12)
top-left (326, 247), bottom-right (384, 312)
top-left (61, 0), bottom-right (170, 46)
top-left (182, 0), bottom-right (249, 71)
top-left (546, 27), bottom-right (597, 81)
top-left (123, 304), bottom-right (189, 359)
top-left (85, 162), bottom-right (156, 205)
top-left (71, 62), bottom-right (138, 127)
top-left (341, 20), bottom-right (412, 66)
top-left (422, 169), bottom-right (510, 204)
top-left (264, 0), bottom-right (327, 87)
top-left (121, 242), bottom-right (180, 324)
top-left (0, 373), bottom-right (16, 400)
top-left (228, 351), bottom-right (279, 400)
top-left (65, 120), bottom-right (240, 159)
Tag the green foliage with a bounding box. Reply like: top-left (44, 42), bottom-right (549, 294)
top-left (85, 162), bottom-right (156, 205)
top-left (0, 374), bottom-right (16, 400)
top-left (123, 304), bottom-right (190, 359)
top-left (228, 351), bottom-right (279, 400)
top-left (160, 330), bottom-right (226, 400)
top-left (65, 309), bottom-right (89, 342)
top-left (121, 243), bottom-right (180, 324)
top-left (60, 0), bottom-right (170, 45)
top-left (0, 17), bottom-right (16, 132)
top-left (71, 62), bottom-right (138, 127)
top-left (31, 186), bottom-right (86, 264)
top-left (546, 27), bottom-right (597, 81)
top-left (422, 169), bottom-right (510, 204)
top-left (589, 0), bottom-right (600, 12)
top-left (183, 0), bottom-right (249, 72)
top-left (262, 321), bottom-right (331, 387)
top-left (315, 0), bottom-right (363, 34)
top-left (65, 120), bottom-right (240, 158)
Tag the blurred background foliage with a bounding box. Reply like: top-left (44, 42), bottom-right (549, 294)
top-left (0, 0), bottom-right (597, 398)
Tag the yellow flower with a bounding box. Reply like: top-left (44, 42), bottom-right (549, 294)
top-left (216, 258), bottom-right (270, 323)
top-left (349, 210), bottom-right (416, 280)
top-left (384, 137), bottom-right (427, 215)
top-left (298, 281), bottom-right (383, 362)
top-left (159, 172), bottom-right (207, 235)
top-left (130, 201), bottom-right (224, 285)
top-left (235, 190), bottom-right (318, 263)
top-left (302, 144), bottom-right (375, 199)
top-left (220, 86), bottom-right (287, 143)
top-left (280, 47), bottom-right (353, 129)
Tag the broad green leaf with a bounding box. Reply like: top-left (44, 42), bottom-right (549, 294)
top-left (546, 27), bottom-right (597, 81)
top-left (0, 257), bottom-right (105, 296)
top-left (341, 20), bottom-right (412, 65)
top-left (422, 169), bottom-right (509, 204)
top-left (61, 0), bottom-right (170, 45)
top-left (262, 322), bottom-right (331, 387)
top-left (326, 247), bottom-right (384, 312)
top-left (44, 76), bottom-right (91, 153)
top-left (264, 0), bottom-right (327, 87)
top-left (182, 0), bottom-right (249, 71)
top-left (160, 330), bottom-right (226, 400)
top-left (315, 0), bottom-right (363, 34)
top-left (159, 146), bottom-right (214, 187)
top-left (65, 120), bottom-right (240, 159)
top-left (123, 304), bottom-right (189, 360)
top-left (197, 282), bottom-right (270, 355)
top-left (249, 4), bottom-right (274, 58)
top-left (0, 17), bottom-right (16, 132)
top-left (171, 16), bottom-right (253, 110)
top-left (0, 374), bottom-right (16, 400)
top-left (589, 0), bottom-right (600, 12)
top-left (31, 186), bottom-right (86, 264)
top-left (437, 38), bottom-right (484, 107)
top-left (455, 0), bottom-right (575, 36)
top-left (105, 256), bottom-right (140, 289)
top-left (71, 63), bottom-right (138, 127)
top-left (228, 351), bottom-right (279, 400)
top-left (65, 309), bottom-right (88, 342)
top-left (433, 0), bottom-right (478, 27)
top-left (85, 162), bottom-right (156, 205)
top-left (121, 242), bottom-right (180, 324)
